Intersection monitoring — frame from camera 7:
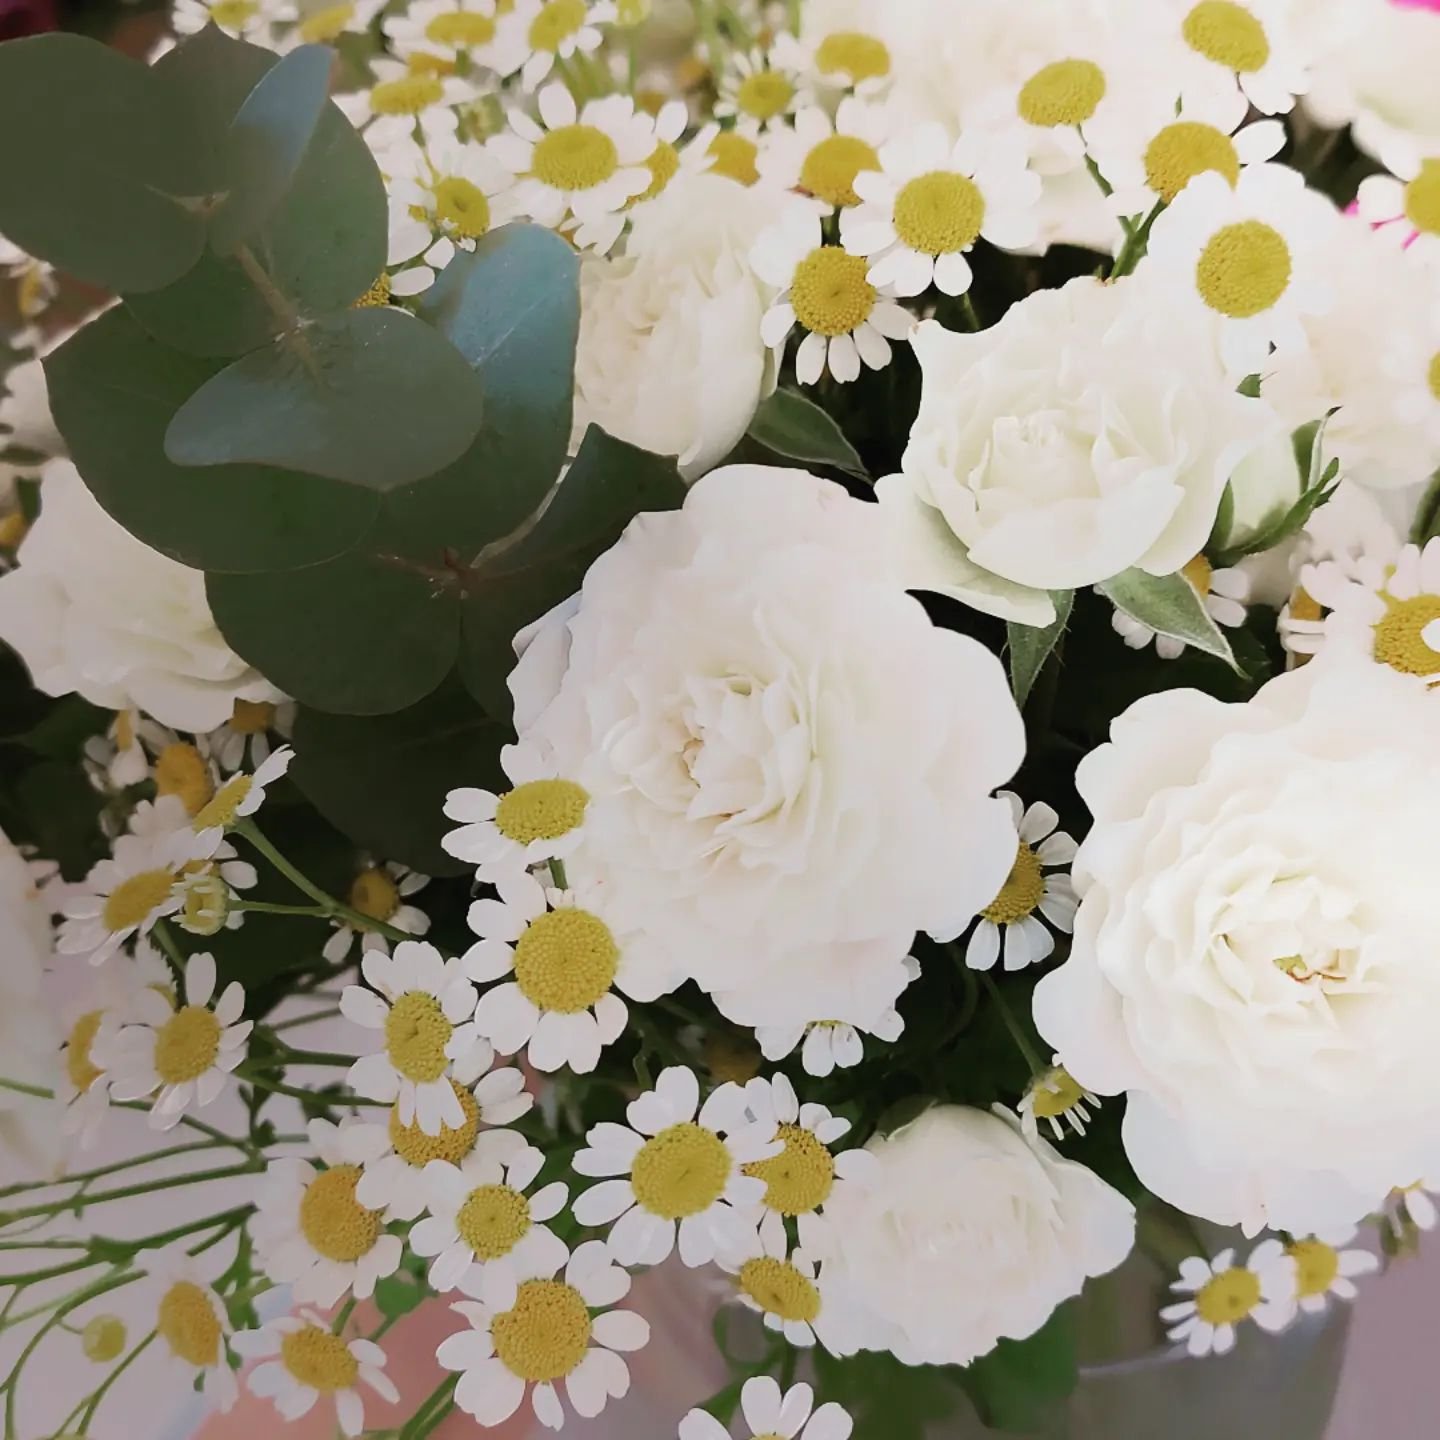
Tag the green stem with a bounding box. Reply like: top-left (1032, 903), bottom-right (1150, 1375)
top-left (277, 1048), bottom-right (358, 1068)
top-left (0, 1139), bottom-right (231, 1200)
top-left (151, 918), bottom-right (187, 971)
top-left (111, 1101), bottom-right (256, 1154)
top-left (270, 1006), bottom-right (344, 1033)
top-left (236, 1067), bottom-right (387, 1107)
top-left (957, 293), bottom-right (981, 332)
top-left (1109, 199), bottom-right (1164, 280)
top-left (75, 1330), bottom-right (156, 1432)
top-left (0, 1078), bottom-right (48, 1100)
top-left (234, 899), bottom-right (331, 918)
top-left (401, 1375), bottom-right (459, 1440)
top-left (549, 857), bottom-right (569, 889)
top-left (978, 973), bottom-right (1045, 1077)
top-left (1083, 152), bottom-right (1113, 198)
top-left (332, 1297), bottom-right (358, 1334)
top-left (0, 1160), bottom-right (262, 1226)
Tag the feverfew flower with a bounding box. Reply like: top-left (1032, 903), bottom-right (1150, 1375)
top-left (503, 0), bottom-right (617, 90)
top-left (323, 860), bottom-right (431, 963)
top-left (342, 940), bottom-right (492, 1134)
top-left (172, 0), bottom-right (293, 45)
top-left (190, 745), bottom-right (293, 840)
top-left (234, 1312), bottom-right (398, 1436)
top-left (1285, 1228), bottom-right (1380, 1314)
top-left (1165, 0), bottom-right (1310, 115)
top-left (203, 697), bottom-right (295, 774)
top-left (715, 48), bottom-right (805, 130)
top-left (1111, 557), bottom-right (1251, 660)
top-left (571, 1065), bottom-right (779, 1267)
top-left (755, 1006), bottom-right (907, 1080)
top-left (717, 1228), bottom-right (856, 1352)
top-left (149, 1254), bottom-right (237, 1414)
top-left (384, 133), bottom-right (517, 258)
top-left (279, 0), bottom-right (385, 45)
top-left (841, 122), bottom-right (1040, 296)
top-left (439, 1239), bottom-right (649, 1430)
top-left (383, 0), bottom-right (516, 71)
top-left (106, 952), bottom-right (251, 1130)
top-left (680, 1379), bottom-right (853, 1440)
top-left (1160, 1244), bottom-right (1297, 1357)
top-left (772, 0), bottom-right (894, 98)
top-left (1018, 1061), bottom-right (1100, 1143)
top-left (1356, 154), bottom-right (1440, 263)
top-left (756, 99), bottom-right (894, 212)
top-left (335, 57), bottom-right (472, 149)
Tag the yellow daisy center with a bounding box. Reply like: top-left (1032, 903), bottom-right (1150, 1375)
top-left (1288, 584), bottom-right (1323, 624)
top-left (708, 131), bottom-right (760, 185)
top-left (66, 1011), bottom-right (104, 1094)
top-left (1287, 1239), bottom-right (1340, 1298)
top-left (491, 1279), bottom-right (592, 1382)
top-left (638, 139), bottom-right (680, 202)
top-left (457, 1183), bottom-right (532, 1259)
top-left (407, 50), bottom-right (458, 75)
top-left (299, 1165), bottom-right (382, 1262)
top-left (433, 176), bottom-right (492, 237)
top-left (529, 0), bottom-right (587, 52)
top-left (154, 1006), bottom-right (222, 1085)
top-left (799, 134), bottom-right (879, 208)
top-left (630, 1122), bottom-right (731, 1219)
top-left (280, 1325), bottom-right (358, 1392)
top-left (157, 1281), bottom-right (221, 1367)
top-left (738, 1257), bottom-right (820, 1324)
top-left (350, 866), bottom-right (401, 922)
top-left (702, 1030), bottom-right (763, 1085)
top-left (513, 908), bottom-right (619, 1013)
top-left (981, 842), bottom-right (1044, 925)
top-left (82, 1315), bottom-right (127, 1363)
top-left (1182, 553), bottom-right (1214, 596)
top-left (1429, 352), bottom-right (1440, 402)
top-left (15, 262), bottom-right (49, 321)
top-left (208, 0), bottom-right (257, 27)
top-left (531, 124), bottom-right (620, 191)
top-left (384, 991), bottom-right (453, 1083)
top-left (370, 75), bottom-right (444, 116)
top-left (1029, 1067), bottom-right (1086, 1121)
top-left (298, 2), bottom-right (355, 42)
top-left (735, 70), bottom-right (795, 122)
top-left (1403, 160), bottom-right (1440, 237)
top-left (389, 1081), bottom-right (481, 1166)
top-left (1183, 0), bottom-right (1270, 73)
top-left (115, 710), bottom-right (136, 751)
top-left (0, 513), bottom-right (27, 549)
top-left (1372, 592), bottom-right (1440, 677)
top-left (1194, 1267), bottom-right (1261, 1325)
top-left (742, 1123), bottom-right (835, 1216)
top-left (494, 779), bottom-right (589, 845)
top-left (1143, 121), bottom-right (1240, 203)
top-left (425, 9), bottom-right (497, 47)
top-left (155, 743), bottom-right (214, 818)
top-left (1017, 59), bottom-right (1106, 127)
top-left (789, 246), bottom-right (875, 337)
top-left (892, 170), bottom-right (985, 255)
top-left (180, 870), bottom-right (231, 938)
top-left (1195, 220), bottom-right (1291, 318)
top-left (354, 273), bottom-right (393, 308)
top-left (814, 31), bottom-right (891, 86)
top-left (102, 869), bottom-right (176, 933)
top-left (191, 775), bottom-right (254, 832)
top-left (228, 698), bottom-right (276, 735)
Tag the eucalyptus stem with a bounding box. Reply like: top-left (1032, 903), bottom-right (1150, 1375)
top-left (978, 973), bottom-right (1045, 1077)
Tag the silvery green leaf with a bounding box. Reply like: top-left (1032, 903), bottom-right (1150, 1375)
top-left (1097, 568), bottom-right (1239, 670)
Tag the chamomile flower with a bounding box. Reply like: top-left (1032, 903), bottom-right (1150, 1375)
top-left (1357, 155), bottom-right (1440, 265)
top-left (715, 48), bottom-right (805, 131)
top-left (1160, 1244), bottom-right (1297, 1358)
top-left (489, 85), bottom-right (655, 253)
top-left (323, 860), bottom-right (431, 962)
top-left (1167, 0), bottom-right (1309, 116)
top-left (349, 1064), bottom-right (534, 1221)
top-left (253, 1117), bottom-right (404, 1306)
top-left (771, 9), bottom-right (893, 99)
top-left (387, 232), bottom-right (461, 298)
top-left (751, 201), bottom-right (913, 385)
top-left (336, 57), bottom-right (473, 150)
top-left (1085, 82), bottom-right (1286, 218)
top-left (172, 0), bottom-right (292, 45)
top-left (385, 133), bottom-right (517, 259)
top-left (1112, 556), bottom-right (1251, 660)
top-left (1018, 1060), bottom-right (1100, 1142)
top-left (464, 871), bottom-right (676, 1075)
top-left (383, 0), bottom-right (516, 72)
top-left (443, 739), bottom-right (590, 880)
top-left (571, 1065), bottom-right (779, 1267)
top-left (1391, 1179), bottom-right (1440, 1234)
top-left (203, 697), bottom-right (295, 774)
top-left (1284, 1228), bottom-right (1380, 1314)
top-left (439, 1239), bottom-right (649, 1430)
top-left (342, 940), bottom-right (491, 1134)
top-left (962, 795), bottom-right (1077, 973)
top-left (234, 1311), bottom-right (398, 1436)
top-left (756, 98), bottom-right (894, 212)
top-left (189, 745), bottom-right (293, 840)
top-left (105, 952), bottom-right (251, 1130)
top-left (1141, 164), bottom-right (1337, 376)
top-left (146, 738), bottom-right (220, 821)
top-left (504, 0), bottom-right (617, 90)
top-left (411, 1132), bottom-right (570, 1291)
top-left (149, 1253), bottom-right (237, 1413)
top-left (632, 101), bottom-right (716, 207)
top-left (680, 1378), bottom-right (854, 1440)
top-left (716, 1229), bottom-right (855, 1352)
top-left (998, 43), bottom-right (1125, 175)
top-left (840, 122), bottom-right (1040, 297)
top-left (279, 0), bottom-right (386, 46)
top-left (83, 708), bottom-right (158, 791)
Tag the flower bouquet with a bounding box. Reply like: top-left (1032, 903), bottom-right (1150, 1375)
top-left (0, 0), bottom-right (1437, 1435)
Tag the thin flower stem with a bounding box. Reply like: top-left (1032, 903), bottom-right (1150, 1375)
top-left (236, 1067), bottom-right (388, 1107)
top-left (1109, 199), bottom-right (1164, 279)
top-left (277, 1048), bottom-right (358, 1068)
top-left (1083, 153), bottom-right (1113, 198)
top-left (957, 293), bottom-right (981, 332)
top-left (0, 1139), bottom-right (232, 1199)
top-left (270, 1006), bottom-right (344, 1033)
top-left (151, 917), bottom-right (188, 971)
top-left (978, 973), bottom-right (1046, 1077)
top-left (332, 1297), bottom-right (358, 1334)
top-left (0, 1078), bottom-right (48, 1100)
top-left (75, 1329), bottom-right (157, 1432)
top-left (0, 1159), bottom-right (263, 1226)
top-left (400, 1375), bottom-right (459, 1440)
top-left (234, 899), bottom-right (332, 917)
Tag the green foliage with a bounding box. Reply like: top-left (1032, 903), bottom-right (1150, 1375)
top-left (748, 388), bottom-right (871, 481)
top-left (1096, 568), bottom-right (1239, 669)
top-left (813, 1349), bottom-right (966, 1440)
top-left (1007, 591), bottom-right (1074, 707)
top-left (958, 1304), bottom-right (1079, 1434)
top-left (1411, 471), bottom-right (1440, 544)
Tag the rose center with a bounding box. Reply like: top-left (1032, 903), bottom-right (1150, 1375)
top-left (157, 1281), bottom-right (221, 1367)
top-left (708, 131), bottom-right (759, 185)
top-left (192, 775), bottom-right (254, 832)
top-left (1017, 59), bottom-right (1106, 127)
top-left (742, 1123), bottom-right (835, 1215)
top-left (531, 124), bottom-right (620, 191)
top-left (799, 134), bottom-right (879, 208)
top-left (513, 908), bottom-right (619, 1013)
top-left (893, 171), bottom-right (986, 254)
top-left (433, 176), bottom-right (492, 237)
top-left (298, 2), bottom-right (355, 41)
top-left (384, 991), bottom-right (454, 1082)
top-left (457, 1183), bottom-right (532, 1259)
top-left (1404, 160), bottom-right (1440, 236)
top-left (103, 869), bottom-right (176, 933)
top-left (1143, 121), bottom-right (1240, 203)
top-left (1372, 592), bottom-right (1440, 676)
top-left (494, 779), bottom-right (589, 844)
top-left (1182, 0), bottom-right (1271, 73)
top-left (155, 743), bottom-right (215, 818)
top-left (735, 71), bottom-right (795, 122)
top-left (1287, 1239), bottom-right (1340, 1298)
top-left (789, 246), bottom-right (876, 337)
top-left (1194, 220), bottom-right (1291, 318)
top-left (630, 1122), bottom-right (731, 1219)
top-left (280, 1326), bottom-right (358, 1392)
top-left (425, 9), bottom-right (497, 46)
top-left (370, 75), bottom-right (444, 116)
top-left (738, 1257), bottom-right (821, 1324)
top-left (66, 1011), bottom-right (104, 1093)
top-left (154, 1006), bottom-right (222, 1084)
top-left (490, 1279), bottom-right (592, 1382)
top-left (299, 1166), bottom-right (382, 1262)
top-left (982, 842), bottom-right (1045, 924)
top-left (814, 31), bottom-right (891, 85)
top-left (1194, 1267), bottom-right (1261, 1325)
top-left (389, 1082), bottom-right (480, 1166)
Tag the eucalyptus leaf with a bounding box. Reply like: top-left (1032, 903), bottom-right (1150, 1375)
top-left (748, 387), bottom-right (870, 480)
top-left (165, 308), bottom-right (485, 490)
top-left (1413, 470), bottom-right (1440, 544)
top-left (1007, 590), bottom-right (1074, 707)
top-left (1097, 568), bottom-right (1239, 669)
top-left (958, 1303), bottom-right (1078, 1432)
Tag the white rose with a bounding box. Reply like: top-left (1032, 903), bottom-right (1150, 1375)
top-left (879, 276), bottom-right (1277, 625)
top-left (816, 1105), bottom-right (1135, 1366)
top-left (572, 172), bottom-right (780, 481)
top-left (0, 460), bottom-right (281, 732)
top-left (1034, 659), bottom-right (1440, 1235)
top-left (509, 465), bottom-right (1024, 1025)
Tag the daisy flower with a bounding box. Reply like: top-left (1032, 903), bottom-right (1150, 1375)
top-left (336, 57), bottom-right (473, 150)
top-left (756, 98), bottom-right (894, 212)
top-left (149, 1253), bottom-right (238, 1414)
top-left (105, 952), bottom-right (251, 1130)
top-left (503, 0), bottom-right (617, 90)
top-left (172, 0), bottom-right (293, 45)
top-left (234, 1311), bottom-right (398, 1436)
top-left (383, 0), bottom-right (516, 72)
top-left (716, 1229), bottom-right (855, 1353)
top-left (443, 739), bottom-right (590, 881)
top-left (279, 0), bottom-right (386, 46)
top-left (1085, 81), bottom-right (1286, 218)
top-left (342, 940), bottom-right (491, 1134)
top-left (439, 1239), bottom-right (649, 1430)
top-left (464, 871), bottom-right (675, 1075)
top-left (962, 794), bottom-right (1077, 973)
top-left (1141, 164), bottom-right (1337, 377)
top-left (1284, 1228), bottom-right (1380, 1314)
top-left (715, 48), bottom-right (806, 131)
top-left (751, 201), bottom-right (913, 385)
top-left (1018, 1060), bottom-right (1100, 1142)
top-left (385, 133), bottom-right (517, 258)
top-left (82, 708), bottom-right (159, 791)
top-left (411, 1131), bottom-right (570, 1291)
top-left (149, 738), bottom-right (220, 821)
top-left (1357, 155), bottom-right (1440, 264)
top-left (1112, 555), bottom-right (1251, 660)
top-left (631, 101), bottom-right (717, 207)
top-left (127, 796), bottom-right (260, 936)
top-left (203, 697), bottom-right (295, 775)
top-left (189, 745), bottom-right (293, 840)
top-left (1160, 1243), bottom-right (1297, 1357)
top-left (253, 1117), bottom-right (404, 1306)
top-left (1167, 0), bottom-right (1310, 116)
top-left (997, 42), bottom-right (1129, 176)
top-left (571, 1065), bottom-right (779, 1267)
top-left (323, 859), bottom-right (431, 962)
top-left (680, 1377), bottom-right (853, 1440)
top-left (488, 84), bottom-right (655, 254)
top-left (840, 122), bottom-right (1040, 297)
top-left (771, 8), bottom-right (893, 98)
top-left (703, 121), bottom-right (766, 188)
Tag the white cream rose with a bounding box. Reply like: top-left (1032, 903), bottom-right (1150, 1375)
top-left (509, 464), bottom-right (1025, 1027)
top-left (1034, 658), bottom-right (1440, 1235)
top-left (879, 275), bottom-right (1277, 626)
top-left (815, 1104), bottom-right (1135, 1366)
top-left (0, 460), bottom-right (282, 732)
